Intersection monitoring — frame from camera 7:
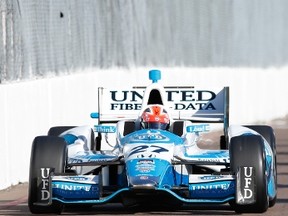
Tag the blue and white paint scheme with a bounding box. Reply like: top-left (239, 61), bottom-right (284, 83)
top-left (32, 70), bottom-right (276, 213)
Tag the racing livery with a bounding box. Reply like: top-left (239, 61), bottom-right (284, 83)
top-left (28, 70), bottom-right (277, 214)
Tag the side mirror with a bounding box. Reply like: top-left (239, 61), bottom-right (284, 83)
top-left (90, 112), bottom-right (99, 119)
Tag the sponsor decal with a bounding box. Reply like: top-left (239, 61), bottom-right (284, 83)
top-left (109, 89), bottom-right (216, 111)
top-left (135, 159), bottom-right (155, 173)
top-left (53, 175), bottom-right (99, 183)
top-left (52, 176), bottom-right (100, 199)
top-left (189, 175), bottom-right (235, 198)
top-left (197, 158), bottom-right (221, 163)
top-left (94, 125), bottom-right (116, 133)
top-left (189, 174), bottom-right (234, 183)
top-left (133, 133), bottom-right (167, 141)
top-left (189, 181), bottom-right (235, 198)
top-left (186, 124), bottom-right (210, 133)
top-left (140, 175), bottom-right (149, 180)
top-left (53, 183), bottom-right (91, 191)
top-left (38, 168), bottom-right (53, 203)
top-left (52, 182), bottom-right (99, 199)
top-left (68, 153), bottom-right (118, 164)
top-left (200, 175), bottom-right (229, 181)
top-left (184, 151), bottom-right (229, 163)
top-left (190, 182), bottom-right (234, 191)
top-left (66, 176), bottom-right (89, 181)
top-left (236, 166), bottom-right (255, 204)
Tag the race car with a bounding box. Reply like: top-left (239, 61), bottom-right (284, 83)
top-left (28, 69), bottom-right (277, 214)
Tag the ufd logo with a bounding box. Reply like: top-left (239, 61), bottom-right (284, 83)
top-left (237, 166), bottom-right (255, 204)
top-left (39, 168), bottom-right (51, 202)
top-left (244, 167), bottom-right (253, 199)
top-left (243, 167), bottom-right (253, 199)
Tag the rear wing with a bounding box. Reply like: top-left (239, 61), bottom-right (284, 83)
top-left (93, 86), bottom-right (229, 129)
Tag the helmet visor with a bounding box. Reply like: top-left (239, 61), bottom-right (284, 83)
top-left (144, 122), bottom-right (168, 130)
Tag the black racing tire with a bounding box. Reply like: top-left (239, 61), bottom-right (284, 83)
top-left (230, 135), bottom-right (268, 213)
top-left (48, 126), bottom-right (76, 136)
top-left (245, 125), bottom-right (276, 153)
top-left (245, 125), bottom-right (277, 207)
top-left (28, 136), bottom-right (67, 214)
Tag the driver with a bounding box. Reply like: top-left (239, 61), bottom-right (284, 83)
top-left (141, 105), bottom-right (170, 130)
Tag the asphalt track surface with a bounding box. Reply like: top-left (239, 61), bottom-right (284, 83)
top-left (0, 127), bottom-right (287, 216)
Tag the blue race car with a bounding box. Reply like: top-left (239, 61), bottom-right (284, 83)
top-left (28, 70), bottom-right (277, 214)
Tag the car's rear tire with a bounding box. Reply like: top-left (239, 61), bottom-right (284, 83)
top-left (230, 135), bottom-right (268, 213)
top-left (28, 136), bottom-right (67, 214)
top-left (245, 125), bottom-right (277, 207)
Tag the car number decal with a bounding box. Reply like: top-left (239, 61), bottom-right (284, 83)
top-left (128, 145), bottom-right (169, 158)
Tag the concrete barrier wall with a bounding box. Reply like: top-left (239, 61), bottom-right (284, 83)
top-left (0, 67), bottom-right (287, 189)
top-left (2, 1), bottom-right (288, 82)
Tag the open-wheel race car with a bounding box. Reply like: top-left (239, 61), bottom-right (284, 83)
top-left (28, 70), bottom-right (277, 214)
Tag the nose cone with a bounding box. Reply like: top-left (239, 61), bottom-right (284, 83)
top-left (125, 158), bottom-right (172, 190)
top-left (129, 175), bottom-right (160, 189)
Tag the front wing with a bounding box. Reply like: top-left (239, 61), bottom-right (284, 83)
top-left (36, 156), bottom-right (241, 207)
top-left (47, 174), bottom-right (236, 205)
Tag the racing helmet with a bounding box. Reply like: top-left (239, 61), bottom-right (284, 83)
top-left (141, 105), bottom-right (170, 130)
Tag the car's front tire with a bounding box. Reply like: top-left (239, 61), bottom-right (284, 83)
top-left (28, 136), bottom-right (67, 214)
top-left (230, 135), bottom-right (268, 213)
top-left (245, 125), bottom-right (277, 207)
